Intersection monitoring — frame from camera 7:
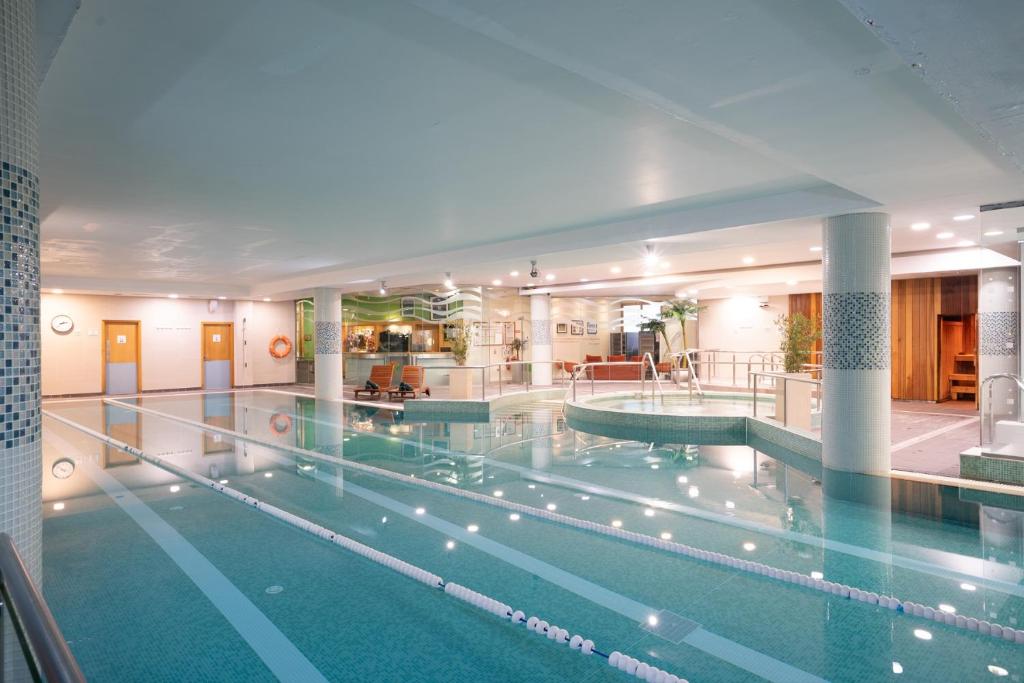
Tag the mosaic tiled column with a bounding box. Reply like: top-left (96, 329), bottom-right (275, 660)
top-left (313, 288), bottom-right (342, 401)
top-left (821, 213), bottom-right (891, 476)
top-left (529, 294), bottom-right (552, 386)
top-left (1, 0), bottom-right (42, 585)
top-left (978, 267), bottom-right (1019, 426)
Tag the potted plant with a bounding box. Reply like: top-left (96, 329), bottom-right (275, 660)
top-left (447, 320), bottom-right (475, 399)
top-left (771, 313), bottom-right (821, 428)
top-left (661, 299), bottom-right (704, 369)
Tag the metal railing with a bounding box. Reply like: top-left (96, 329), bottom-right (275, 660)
top-left (641, 353), bottom-right (665, 402)
top-left (980, 373), bottom-right (1024, 446)
top-left (567, 360), bottom-right (651, 401)
top-left (750, 370), bottom-right (822, 427)
top-left (666, 350), bottom-right (705, 398)
top-left (0, 533), bottom-right (86, 683)
top-left (687, 349), bottom-right (823, 388)
top-left (415, 360), bottom-right (567, 400)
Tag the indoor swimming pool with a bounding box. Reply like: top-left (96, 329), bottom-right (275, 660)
top-left (39, 390), bottom-right (1024, 682)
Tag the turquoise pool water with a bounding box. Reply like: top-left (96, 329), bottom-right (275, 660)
top-left (39, 390), bottom-right (1024, 682)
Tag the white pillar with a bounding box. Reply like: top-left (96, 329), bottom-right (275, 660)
top-left (979, 267), bottom-right (1019, 425)
top-left (822, 212), bottom-right (891, 475)
top-left (313, 288), bottom-right (342, 400)
top-left (530, 294), bottom-right (553, 386)
top-left (1, 0), bottom-right (42, 587)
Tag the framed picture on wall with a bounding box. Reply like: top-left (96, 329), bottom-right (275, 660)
top-left (586, 321), bottom-right (598, 335)
top-left (570, 320), bottom-right (584, 336)
top-left (556, 322), bottom-right (568, 335)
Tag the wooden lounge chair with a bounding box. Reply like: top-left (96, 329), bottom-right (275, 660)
top-left (387, 365), bottom-right (430, 401)
top-left (353, 364), bottom-right (395, 400)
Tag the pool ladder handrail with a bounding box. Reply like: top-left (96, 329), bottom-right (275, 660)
top-left (980, 373), bottom-right (1024, 447)
top-left (0, 533), bottom-right (86, 683)
top-left (640, 353), bottom-right (665, 403)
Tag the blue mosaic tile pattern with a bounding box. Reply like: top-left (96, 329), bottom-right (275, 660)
top-left (979, 311), bottom-right (1018, 356)
top-left (313, 321), bottom-right (340, 355)
top-left (822, 292), bottom-right (890, 370)
top-left (1, 0), bottom-right (42, 583)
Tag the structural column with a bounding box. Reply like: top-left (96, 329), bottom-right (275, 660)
top-left (313, 288), bottom-right (343, 400)
top-left (821, 212), bottom-right (891, 476)
top-left (529, 294), bottom-right (552, 386)
top-left (978, 267), bottom-right (1019, 425)
top-left (1, 0), bottom-right (42, 584)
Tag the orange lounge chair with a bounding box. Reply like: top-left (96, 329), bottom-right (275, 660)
top-left (353, 364), bottom-right (396, 400)
top-left (387, 365), bottom-right (431, 401)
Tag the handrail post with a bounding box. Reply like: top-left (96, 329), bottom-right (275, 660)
top-left (481, 367), bottom-right (485, 401)
top-left (498, 363), bottom-right (502, 396)
top-left (753, 379), bottom-right (758, 417)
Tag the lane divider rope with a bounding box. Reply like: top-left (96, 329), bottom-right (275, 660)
top-left (96, 400), bottom-right (1024, 646)
top-left (44, 410), bottom-right (690, 682)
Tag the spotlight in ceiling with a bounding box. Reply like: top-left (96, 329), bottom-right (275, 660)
top-left (491, 279), bottom-right (502, 286)
top-left (610, 265), bottom-right (622, 274)
top-left (168, 293), bottom-right (179, 299)
top-left (509, 270), bottom-right (519, 277)
top-left (644, 244), bottom-right (658, 266)
top-left (809, 246), bottom-right (823, 252)
top-left (741, 256), bottom-right (755, 265)
top-left (262, 297), bottom-right (271, 302)
top-left (983, 230), bottom-right (1004, 237)
top-left (443, 272), bottom-right (454, 289)
top-left (786, 279), bottom-right (798, 286)
top-left (545, 273), bottom-right (556, 281)
top-left (51, 288), bottom-right (64, 294)
top-left (953, 214), bottom-right (975, 222)
top-left (379, 280), bottom-right (388, 295)
top-left (529, 260), bottom-right (539, 278)
top-left (910, 222), bottom-right (931, 231)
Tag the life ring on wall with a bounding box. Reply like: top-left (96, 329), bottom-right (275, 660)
top-left (269, 335), bottom-right (292, 358)
top-left (269, 413), bottom-right (292, 434)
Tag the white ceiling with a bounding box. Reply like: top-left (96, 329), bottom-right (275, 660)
top-left (38, 0), bottom-right (1024, 299)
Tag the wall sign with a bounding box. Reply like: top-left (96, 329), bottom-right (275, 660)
top-left (212, 334), bottom-right (222, 343)
top-left (116, 334), bottom-right (127, 344)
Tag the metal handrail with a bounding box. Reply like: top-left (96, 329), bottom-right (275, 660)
top-left (641, 353), bottom-right (665, 402)
top-left (0, 533), bottom-right (86, 683)
top-left (749, 370), bottom-right (823, 426)
top-left (416, 360), bottom-right (567, 400)
top-left (667, 350), bottom-right (705, 398)
top-left (568, 361), bottom-right (648, 401)
top-left (980, 373), bottom-right (1024, 446)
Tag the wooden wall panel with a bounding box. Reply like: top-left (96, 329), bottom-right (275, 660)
top-left (891, 278), bottom-right (942, 401)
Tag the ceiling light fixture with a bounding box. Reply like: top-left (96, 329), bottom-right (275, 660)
top-left (443, 272), bottom-right (454, 289)
top-left (217, 296), bottom-right (226, 300)
top-left (509, 270), bottom-right (519, 277)
top-left (545, 273), bottom-right (556, 281)
top-left (579, 277), bottom-right (589, 282)
top-left (809, 246), bottom-right (823, 252)
top-left (379, 280), bottom-right (388, 295)
top-left (492, 279), bottom-right (502, 286)
top-left (953, 214), bottom-right (975, 222)
top-left (644, 244), bottom-right (658, 267)
top-left (168, 293), bottom-right (179, 299)
top-left (262, 297), bottom-right (271, 302)
top-left (936, 232), bottom-right (954, 239)
top-left (983, 230), bottom-right (1004, 237)
top-left (741, 256), bottom-right (755, 265)
top-left (957, 240), bottom-right (976, 247)
top-left (51, 288), bottom-right (63, 294)
top-left (910, 222), bottom-right (931, 231)
top-left (786, 279), bottom-right (798, 286)
top-left (610, 265), bottom-right (622, 274)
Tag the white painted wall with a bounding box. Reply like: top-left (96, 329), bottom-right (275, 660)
top-left (550, 297), bottom-right (610, 362)
top-left (41, 293), bottom-right (295, 395)
top-left (696, 295), bottom-right (787, 383)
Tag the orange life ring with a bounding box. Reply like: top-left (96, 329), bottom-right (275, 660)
top-left (270, 413), bottom-right (292, 434)
top-left (269, 335), bottom-right (292, 358)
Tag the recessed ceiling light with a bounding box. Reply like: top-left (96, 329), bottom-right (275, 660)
top-left (509, 270), bottom-right (519, 277)
top-left (262, 297), bottom-right (271, 302)
top-left (936, 232), bottom-right (954, 239)
top-left (957, 240), bottom-right (976, 247)
top-left (168, 293), bottom-right (179, 299)
top-left (953, 214), bottom-right (975, 222)
top-left (492, 279), bottom-right (502, 286)
top-left (545, 273), bottom-right (556, 281)
top-left (51, 288), bottom-right (64, 294)
top-left (610, 266), bottom-right (622, 274)
top-left (52, 502), bottom-right (65, 511)
top-left (217, 296), bottom-right (227, 300)
top-left (809, 246), bottom-right (823, 252)
top-left (741, 256), bottom-right (755, 264)
top-left (786, 279), bottom-right (798, 286)
top-left (983, 230), bottom-right (1004, 237)
top-left (443, 273), bottom-right (454, 289)
top-left (579, 277), bottom-right (590, 282)
top-left (659, 261), bottom-right (670, 269)
top-left (910, 222), bottom-right (931, 231)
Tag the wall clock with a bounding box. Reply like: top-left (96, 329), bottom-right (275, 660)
top-left (51, 314), bottom-right (74, 334)
top-left (52, 458), bottom-right (75, 479)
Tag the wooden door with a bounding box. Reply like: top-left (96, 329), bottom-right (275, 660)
top-left (202, 323), bottom-right (233, 389)
top-left (103, 321), bottom-right (140, 394)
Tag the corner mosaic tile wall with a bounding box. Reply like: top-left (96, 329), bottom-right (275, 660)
top-left (978, 268), bottom-right (1019, 424)
top-left (821, 213), bottom-right (891, 476)
top-left (1, 0), bottom-right (42, 584)
top-left (313, 288), bottom-right (343, 400)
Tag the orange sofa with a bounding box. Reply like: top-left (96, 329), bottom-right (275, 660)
top-left (564, 354), bottom-right (646, 381)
